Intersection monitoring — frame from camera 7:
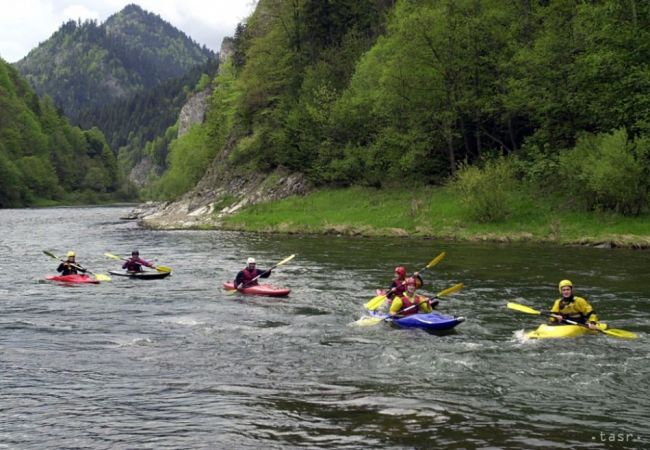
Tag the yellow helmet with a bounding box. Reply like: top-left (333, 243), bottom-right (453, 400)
top-left (558, 279), bottom-right (573, 293)
top-left (67, 251), bottom-right (76, 257)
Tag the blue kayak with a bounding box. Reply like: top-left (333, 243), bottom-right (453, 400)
top-left (367, 311), bottom-right (465, 332)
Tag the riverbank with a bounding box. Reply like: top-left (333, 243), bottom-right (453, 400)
top-left (217, 186), bottom-right (650, 249)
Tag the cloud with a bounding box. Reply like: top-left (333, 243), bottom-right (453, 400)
top-left (0, 0), bottom-right (256, 63)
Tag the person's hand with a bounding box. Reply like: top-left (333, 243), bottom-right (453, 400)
top-left (429, 298), bottom-right (439, 309)
top-left (588, 322), bottom-right (598, 330)
top-left (551, 313), bottom-right (564, 322)
top-left (413, 271), bottom-right (420, 277)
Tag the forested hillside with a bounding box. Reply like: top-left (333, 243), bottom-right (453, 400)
top-left (156, 0), bottom-right (649, 217)
top-left (14, 3), bottom-right (215, 121)
top-left (0, 59), bottom-right (125, 207)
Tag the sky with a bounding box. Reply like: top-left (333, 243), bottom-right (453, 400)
top-left (0, 0), bottom-right (257, 63)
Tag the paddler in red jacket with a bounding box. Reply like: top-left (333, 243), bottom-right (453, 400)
top-left (57, 251), bottom-right (86, 276)
top-left (234, 257), bottom-right (271, 289)
top-left (122, 250), bottom-right (155, 273)
top-left (389, 277), bottom-right (438, 317)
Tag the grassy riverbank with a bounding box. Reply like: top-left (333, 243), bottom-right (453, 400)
top-left (220, 186), bottom-right (650, 248)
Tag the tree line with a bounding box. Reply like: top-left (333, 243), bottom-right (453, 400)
top-left (153, 0), bottom-right (650, 217)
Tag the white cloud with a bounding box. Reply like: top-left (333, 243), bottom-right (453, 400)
top-left (0, 0), bottom-right (256, 63)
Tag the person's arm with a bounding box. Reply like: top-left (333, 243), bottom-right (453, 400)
top-left (389, 297), bottom-right (404, 316)
top-left (57, 263), bottom-right (65, 273)
top-left (577, 298), bottom-right (599, 323)
top-left (122, 260), bottom-right (129, 269)
top-left (549, 299), bottom-right (563, 323)
top-left (234, 271), bottom-right (244, 287)
top-left (140, 257), bottom-right (154, 268)
top-left (419, 296), bottom-right (433, 313)
top-left (258, 269), bottom-right (271, 279)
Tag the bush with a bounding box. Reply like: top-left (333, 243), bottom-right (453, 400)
top-left (451, 157), bottom-right (516, 223)
top-left (559, 128), bottom-right (649, 215)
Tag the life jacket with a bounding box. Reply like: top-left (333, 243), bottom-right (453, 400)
top-left (124, 257), bottom-right (148, 272)
top-left (399, 293), bottom-right (423, 316)
top-left (388, 279), bottom-right (407, 299)
top-left (240, 267), bottom-right (260, 286)
top-left (58, 261), bottom-right (78, 276)
top-left (553, 296), bottom-right (597, 323)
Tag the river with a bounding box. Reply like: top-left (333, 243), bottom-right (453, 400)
top-left (1, 206), bottom-right (649, 449)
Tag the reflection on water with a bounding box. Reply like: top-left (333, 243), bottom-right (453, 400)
top-left (1, 207), bottom-right (649, 449)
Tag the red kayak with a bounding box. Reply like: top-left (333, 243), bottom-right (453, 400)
top-left (46, 274), bottom-right (100, 284)
top-left (223, 282), bottom-right (290, 297)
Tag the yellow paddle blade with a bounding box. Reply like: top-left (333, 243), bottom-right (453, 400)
top-left (425, 252), bottom-right (446, 270)
top-left (507, 302), bottom-right (542, 315)
top-left (104, 252), bottom-right (122, 260)
top-left (155, 266), bottom-right (172, 273)
top-left (364, 294), bottom-right (388, 311)
top-left (94, 274), bottom-right (112, 282)
top-left (276, 254), bottom-right (296, 267)
top-left (601, 328), bottom-right (638, 340)
top-left (354, 316), bottom-right (384, 327)
top-left (435, 283), bottom-right (464, 298)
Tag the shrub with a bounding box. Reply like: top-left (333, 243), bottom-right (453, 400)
top-left (559, 128), bottom-right (649, 215)
top-left (452, 157), bottom-right (516, 223)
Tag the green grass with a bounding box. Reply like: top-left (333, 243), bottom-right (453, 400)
top-left (220, 186), bottom-right (650, 247)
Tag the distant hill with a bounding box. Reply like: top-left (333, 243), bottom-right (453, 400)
top-left (14, 3), bottom-right (216, 120)
top-left (0, 58), bottom-right (127, 207)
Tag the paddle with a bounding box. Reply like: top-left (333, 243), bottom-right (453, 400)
top-left (104, 252), bottom-right (172, 273)
top-left (43, 250), bottom-right (112, 282)
top-left (355, 282), bottom-right (464, 326)
top-left (227, 254), bottom-right (296, 294)
top-left (506, 302), bottom-right (637, 339)
top-left (364, 252), bottom-right (447, 311)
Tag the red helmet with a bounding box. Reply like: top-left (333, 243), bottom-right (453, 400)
top-left (395, 266), bottom-right (407, 278)
top-left (405, 277), bottom-right (417, 286)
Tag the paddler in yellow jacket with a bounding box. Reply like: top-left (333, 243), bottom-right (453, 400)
top-left (550, 280), bottom-right (600, 330)
top-left (389, 277), bottom-right (438, 317)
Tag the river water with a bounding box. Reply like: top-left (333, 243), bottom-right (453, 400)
top-left (1, 206), bottom-right (649, 449)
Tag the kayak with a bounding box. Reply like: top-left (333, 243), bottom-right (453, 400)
top-left (526, 323), bottom-right (607, 339)
top-left (109, 270), bottom-right (171, 280)
top-left (46, 274), bottom-right (100, 284)
top-left (222, 282), bottom-right (291, 297)
top-left (367, 310), bottom-right (465, 332)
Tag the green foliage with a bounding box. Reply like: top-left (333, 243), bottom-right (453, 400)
top-left (452, 157), bottom-right (516, 223)
top-left (0, 59), bottom-right (125, 207)
top-left (146, 125), bottom-right (213, 199)
top-left (559, 128), bottom-right (650, 215)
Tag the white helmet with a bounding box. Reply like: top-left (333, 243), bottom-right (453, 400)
top-left (247, 257), bottom-right (256, 264)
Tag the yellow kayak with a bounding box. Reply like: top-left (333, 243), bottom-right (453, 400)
top-left (526, 323), bottom-right (607, 339)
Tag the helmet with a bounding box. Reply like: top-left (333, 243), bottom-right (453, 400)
top-left (247, 257), bottom-right (256, 264)
top-left (405, 277), bottom-right (417, 286)
top-left (395, 266), bottom-right (407, 278)
top-left (132, 249), bottom-right (139, 255)
top-left (66, 251), bottom-right (76, 257)
top-left (558, 279), bottom-right (573, 293)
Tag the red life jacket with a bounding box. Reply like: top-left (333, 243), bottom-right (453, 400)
top-left (399, 293), bottom-right (423, 316)
top-left (240, 267), bottom-right (259, 286)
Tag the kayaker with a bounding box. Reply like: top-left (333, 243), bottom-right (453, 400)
top-left (122, 250), bottom-right (155, 273)
top-left (386, 266), bottom-right (423, 299)
top-left (389, 277), bottom-right (438, 317)
top-left (57, 251), bottom-right (86, 276)
top-left (234, 257), bottom-right (271, 289)
top-left (550, 280), bottom-right (599, 330)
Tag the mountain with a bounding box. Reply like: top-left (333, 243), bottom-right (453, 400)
top-left (0, 58), bottom-right (126, 207)
top-left (14, 3), bottom-right (216, 120)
